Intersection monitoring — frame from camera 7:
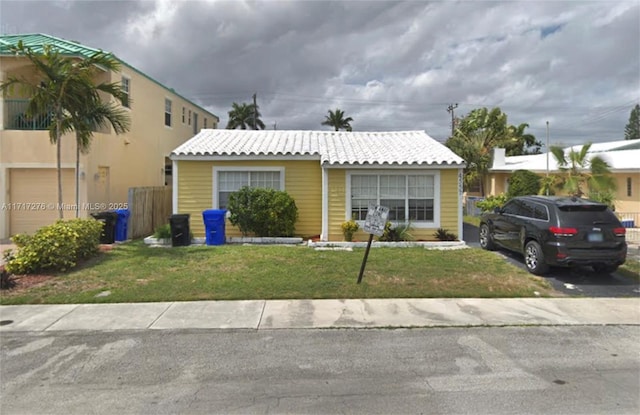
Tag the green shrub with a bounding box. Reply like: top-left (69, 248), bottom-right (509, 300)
top-left (379, 222), bottom-right (414, 242)
top-left (65, 218), bottom-right (103, 258)
top-left (434, 228), bottom-right (457, 241)
top-left (341, 219), bottom-right (360, 241)
top-left (228, 187), bottom-right (298, 237)
top-left (154, 224), bottom-right (171, 239)
top-left (5, 219), bottom-right (102, 275)
top-left (476, 193), bottom-right (508, 212)
top-left (507, 170), bottom-right (541, 198)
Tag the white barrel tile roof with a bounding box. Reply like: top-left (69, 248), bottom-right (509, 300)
top-left (172, 130), bottom-right (465, 166)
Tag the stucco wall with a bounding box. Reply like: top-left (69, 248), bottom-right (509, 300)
top-left (0, 55), bottom-right (218, 238)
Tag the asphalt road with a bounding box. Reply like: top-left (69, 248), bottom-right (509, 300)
top-left (1, 327), bottom-right (638, 414)
top-left (464, 223), bottom-right (640, 297)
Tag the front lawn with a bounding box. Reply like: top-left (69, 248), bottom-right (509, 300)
top-left (0, 242), bottom-right (555, 304)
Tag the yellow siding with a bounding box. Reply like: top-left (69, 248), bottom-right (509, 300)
top-left (437, 169), bottom-right (460, 237)
top-left (327, 169), bottom-right (347, 241)
top-left (177, 159), bottom-right (322, 238)
top-left (326, 168), bottom-right (461, 242)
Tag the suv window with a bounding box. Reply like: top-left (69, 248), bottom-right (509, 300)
top-left (523, 201), bottom-right (549, 221)
top-left (557, 205), bottom-right (619, 227)
top-left (502, 200), bottom-right (522, 216)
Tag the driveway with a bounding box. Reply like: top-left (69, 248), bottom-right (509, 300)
top-left (464, 223), bottom-right (640, 297)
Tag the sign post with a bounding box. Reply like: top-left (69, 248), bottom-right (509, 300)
top-left (357, 204), bottom-right (389, 284)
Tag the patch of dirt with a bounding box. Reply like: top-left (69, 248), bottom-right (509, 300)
top-left (0, 273), bottom-right (56, 295)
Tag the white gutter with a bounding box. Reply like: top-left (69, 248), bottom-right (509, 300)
top-left (172, 159), bottom-right (178, 214)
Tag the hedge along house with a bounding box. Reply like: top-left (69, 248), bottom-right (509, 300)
top-left (170, 130), bottom-right (466, 242)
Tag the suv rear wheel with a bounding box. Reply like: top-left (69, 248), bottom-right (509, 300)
top-left (524, 240), bottom-right (549, 275)
top-left (592, 264), bottom-right (619, 275)
top-left (479, 224), bottom-right (496, 251)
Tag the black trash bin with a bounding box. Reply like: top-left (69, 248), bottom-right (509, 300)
top-left (169, 214), bottom-right (191, 247)
top-left (91, 211), bottom-right (118, 244)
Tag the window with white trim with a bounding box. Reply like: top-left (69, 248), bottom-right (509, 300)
top-left (350, 174), bottom-right (435, 222)
top-left (121, 76), bottom-right (130, 108)
top-left (164, 99), bottom-right (172, 127)
top-left (217, 170), bottom-right (281, 209)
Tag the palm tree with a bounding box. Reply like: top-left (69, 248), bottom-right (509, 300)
top-left (321, 108), bottom-right (353, 131)
top-left (69, 99), bottom-right (130, 217)
top-left (226, 102), bottom-right (265, 130)
top-left (0, 41), bottom-right (129, 218)
top-left (549, 143), bottom-right (616, 200)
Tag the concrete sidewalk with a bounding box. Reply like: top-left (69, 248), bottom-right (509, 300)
top-left (1, 298), bottom-right (638, 332)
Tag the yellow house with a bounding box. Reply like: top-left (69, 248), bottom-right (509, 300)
top-left (170, 130), bottom-right (466, 242)
top-left (488, 140), bottom-right (640, 218)
top-left (0, 34), bottom-right (219, 238)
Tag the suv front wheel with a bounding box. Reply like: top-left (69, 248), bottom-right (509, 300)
top-left (524, 240), bottom-right (549, 275)
top-left (479, 224), bottom-right (496, 251)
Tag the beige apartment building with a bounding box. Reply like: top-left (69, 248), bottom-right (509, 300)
top-left (0, 34), bottom-right (219, 238)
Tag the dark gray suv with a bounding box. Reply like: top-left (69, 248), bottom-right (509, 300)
top-left (479, 196), bottom-right (627, 275)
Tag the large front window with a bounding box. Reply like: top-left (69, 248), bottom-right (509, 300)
top-left (350, 174), bottom-right (435, 222)
top-left (217, 170), bottom-right (282, 209)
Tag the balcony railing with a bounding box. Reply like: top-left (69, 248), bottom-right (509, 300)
top-left (4, 99), bottom-right (53, 130)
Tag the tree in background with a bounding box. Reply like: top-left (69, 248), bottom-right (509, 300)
top-left (445, 107), bottom-right (539, 195)
top-left (0, 41), bottom-right (131, 219)
top-left (507, 170), bottom-right (541, 199)
top-left (69, 100), bottom-right (130, 217)
top-left (549, 143), bottom-right (616, 206)
top-left (625, 104), bottom-right (640, 140)
top-left (226, 102), bottom-right (265, 130)
top-left (321, 108), bottom-right (353, 131)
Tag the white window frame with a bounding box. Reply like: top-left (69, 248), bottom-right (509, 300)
top-left (121, 76), bottom-right (131, 109)
top-left (346, 170), bottom-right (440, 228)
top-left (213, 166), bottom-right (285, 209)
top-left (164, 98), bottom-right (172, 127)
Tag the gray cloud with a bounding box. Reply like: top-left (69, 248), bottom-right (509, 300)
top-left (1, 0), bottom-right (638, 146)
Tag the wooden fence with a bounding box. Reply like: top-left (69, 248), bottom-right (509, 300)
top-left (127, 186), bottom-right (172, 239)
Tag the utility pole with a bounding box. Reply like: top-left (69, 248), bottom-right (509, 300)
top-left (252, 93), bottom-right (257, 130)
top-left (447, 103), bottom-right (458, 137)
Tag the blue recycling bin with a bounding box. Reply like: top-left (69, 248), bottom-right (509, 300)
top-left (114, 209), bottom-right (130, 241)
top-left (202, 209), bottom-right (227, 245)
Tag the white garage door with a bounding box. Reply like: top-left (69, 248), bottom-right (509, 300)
top-left (9, 168), bottom-right (76, 236)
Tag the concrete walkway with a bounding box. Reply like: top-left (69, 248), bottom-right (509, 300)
top-left (1, 298), bottom-right (638, 332)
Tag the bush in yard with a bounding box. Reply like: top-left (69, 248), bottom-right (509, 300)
top-left (154, 223), bottom-right (171, 239)
top-left (434, 228), bottom-right (457, 241)
top-left (507, 170), bottom-right (541, 199)
top-left (228, 187), bottom-right (298, 237)
top-left (379, 222), bottom-right (414, 242)
top-left (5, 219), bottom-right (103, 275)
top-left (476, 193), bottom-right (508, 212)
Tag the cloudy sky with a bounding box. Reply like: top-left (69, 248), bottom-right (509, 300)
top-left (2, 0), bottom-right (638, 146)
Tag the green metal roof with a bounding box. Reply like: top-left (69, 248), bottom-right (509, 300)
top-left (0, 33), bottom-right (219, 121)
